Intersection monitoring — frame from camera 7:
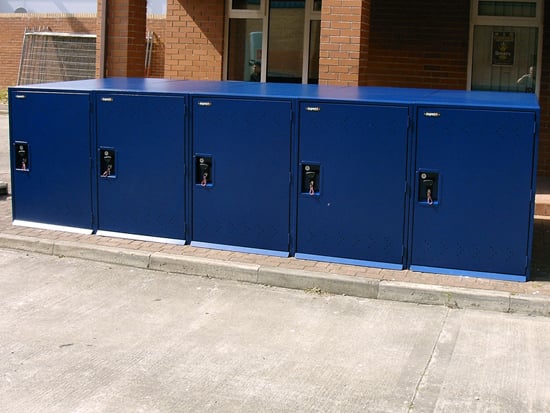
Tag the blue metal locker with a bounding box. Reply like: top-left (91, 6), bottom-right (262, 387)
top-left (96, 93), bottom-right (186, 243)
top-left (296, 102), bottom-right (410, 268)
top-left (411, 105), bottom-right (537, 281)
top-left (191, 97), bottom-right (292, 255)
top-left (9, 90), bottom-right (93, 232)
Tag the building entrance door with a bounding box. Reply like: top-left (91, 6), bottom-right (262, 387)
top-left (469, 0), bottom-right (542, 94)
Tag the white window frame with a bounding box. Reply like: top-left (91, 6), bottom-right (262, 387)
top-left (467, 0), bottom-right (544, 94)
top-left (223, 0), bottom-right (321, 84)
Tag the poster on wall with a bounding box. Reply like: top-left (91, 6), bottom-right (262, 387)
top-left (492, 32), bottom-right (515, 65)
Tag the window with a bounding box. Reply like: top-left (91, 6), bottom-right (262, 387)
top-left (468, 0), bottom-right (543, 94)
top-left (224, 0), bottom-right (322, 83)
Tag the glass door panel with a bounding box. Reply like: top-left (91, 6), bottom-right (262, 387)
top-left (308, 19), bottom-right (321, 83)
top-left (471, 25), bottom-right (538, 92)
top-left (227, 19), bottom-right (263, 81)
top-left (232, 0), bottom-right (261, 10)
top-left (267, 0), bottom-right (305, 83)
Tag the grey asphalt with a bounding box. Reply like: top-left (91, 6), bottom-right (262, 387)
top-left (1, 248), bottom-right (549, 413)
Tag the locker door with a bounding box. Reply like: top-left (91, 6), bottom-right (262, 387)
top-left (9, 91), bottom-right (92, 231)
top-left (192, 97), bottom-right (292, 254)
top-left (297, 102), bottom-right (409, 268)
top-left (411, 107), bottom-right (535, 277)
top-left (96, 94), bottom-right (186, 242)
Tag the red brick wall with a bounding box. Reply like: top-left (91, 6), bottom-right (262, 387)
top-left (319, 0), bottom-right (364, 86)
top-left (147, 16), bottom-right (166, 78)
top-left (367, 0), bottom-right (469, 89)
top-left (101, 2), bottom-right (165, 79)
top-left (537, 2), bottom-right (550, 176)
top-left (0, 13), bottom-right (96, 88)
top-left (164, 0), bottom-right (224, 80)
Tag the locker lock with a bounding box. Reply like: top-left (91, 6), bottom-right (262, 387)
top-left (196, 156), bottom-right (212, 187)
top-left (302, 164), bottom-right (320, 196)
top-left (14, 142), bottom-right (29, 171)
top-left (418, 172), bottom-right (438, 205)
top-left (100, 148), bottom-right (116, 178)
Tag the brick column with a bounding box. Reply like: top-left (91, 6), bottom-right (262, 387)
top-left (319, 0), bottom-right (371, 86)
top-left (358, 0), bottom-right (372, 86)
top-left (96, 0), bottom-right (147, 78)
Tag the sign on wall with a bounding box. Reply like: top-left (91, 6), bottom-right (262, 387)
top-left (492, 31), bottom-right (515, 65)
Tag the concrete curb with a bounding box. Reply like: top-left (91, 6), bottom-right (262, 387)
top-left (53, 240), bottom-right (152, 269)
top-left (149, 252), bottom-right (260, 283)
top-left (509, 294), bottom-right (550, 317)
top-left (258, 266), bottom-right (380, 299)
top-left (379, 281), bottom-right (511, 313)
top-left (0, 233), bottom-right (549, 317)
top-left (0, 233), bottom-right (54, 255)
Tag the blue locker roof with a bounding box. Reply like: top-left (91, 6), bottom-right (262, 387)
top-left (8, 77), bottom-right (169, 93)
top-left (9, 77), bottom-right (540, 110)
top-left (162, 80), bottom-right (435, 104)
top-left (10, 78), bottom-right (433, 104)
top-left (417, 89), bottom-right (540, 111)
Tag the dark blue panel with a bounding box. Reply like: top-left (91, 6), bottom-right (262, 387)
top-left (192, 97), bottom-right (292, 253)
top-left (411, 107), bottom-right (535, 276)
top-left (9, 91), bottom-right (92, 229)
top-left (297, 102), bottom-right (409, 267)
top-left (96, 93), bottom-right (186, 240)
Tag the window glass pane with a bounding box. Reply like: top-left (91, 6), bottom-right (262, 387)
top-left (313, 0), bottom-right (322, 11)
top-left (308, 20), bottom-right (320, 83)
top-left (227, 19), bottom-right (263, 81)
top-left (232, 0), bottom-right (261, 10)
top-left (267, 0), bottom-right (305, 83)
top-left (478, 1), bottom-right (536, 17)
top-left (471, 25), bottom-right (538, 92)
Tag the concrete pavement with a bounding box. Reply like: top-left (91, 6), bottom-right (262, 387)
top-left (1, 233), bottom-right (548, 317)
top-left (0, 110), bottom-right (550, 317)
top-left (1, 249), bottom-right (549, 413)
